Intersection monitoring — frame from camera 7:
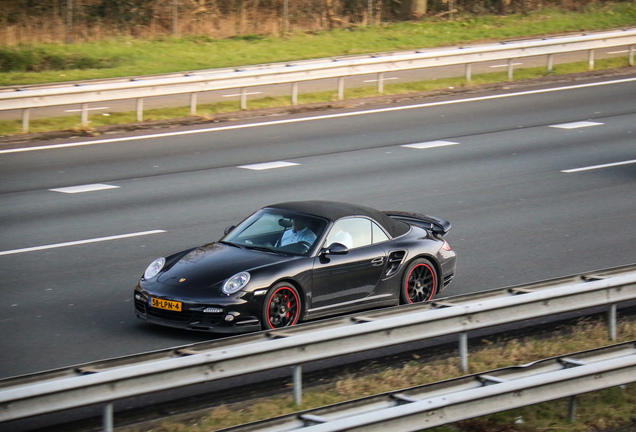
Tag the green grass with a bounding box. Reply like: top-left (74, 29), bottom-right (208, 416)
top-left (119, 318), bottom-right (636, 432)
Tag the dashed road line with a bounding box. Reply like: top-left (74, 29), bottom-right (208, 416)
top-left (49, 183), bottom-right (120, 194)
top-left (401, 140), bottom-right (459, 149)
top-left (238, 161), bottom-right (299, 170)
top-left (549, 121), bottom-right (604, 129)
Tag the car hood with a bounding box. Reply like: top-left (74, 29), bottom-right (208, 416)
top-left (157, 242), bottom-right (291, 289)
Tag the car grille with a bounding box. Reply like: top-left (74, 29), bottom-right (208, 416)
top-left (135, 298), bottom-right (224, 325)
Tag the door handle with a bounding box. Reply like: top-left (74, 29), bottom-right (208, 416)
top-left (371, 257), bottom-right (385, 266)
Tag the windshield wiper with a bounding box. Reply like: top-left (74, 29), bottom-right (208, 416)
top-left (244, 245), bottom-right (285, 254)
top-left (220, 241), bottom-right (243, 248)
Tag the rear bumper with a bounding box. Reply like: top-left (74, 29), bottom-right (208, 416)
top-left (438, 249), bottom-right (457, 293)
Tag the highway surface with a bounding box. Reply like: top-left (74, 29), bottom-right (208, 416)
top-left (1, 75), bottom-right (635, 379)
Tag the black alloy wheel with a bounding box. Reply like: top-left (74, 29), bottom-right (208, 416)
top-left (401, 258), bottom-right (438, 304)
top-left (262, 283), bottom-right (301, 329)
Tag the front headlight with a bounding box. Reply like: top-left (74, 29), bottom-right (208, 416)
top-left (144, 257), bottom-right (166, 280)
top-left (222, 272), bottom-right (251, 295)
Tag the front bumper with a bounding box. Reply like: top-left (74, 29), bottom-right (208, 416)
top-left (134, 289), bottom-right (263, 334)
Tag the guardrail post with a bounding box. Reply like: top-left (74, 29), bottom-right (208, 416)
top-left (103, 402), bottom-right (114, 432)
top-left (240, 88), bottom-right (247, 110)
top-left (190, 93), bottom-right (198, 115)
top-left (507, 59), bottom-right (514, 80)
top-left (338, 77), bottom-right (345, 100)
top-left (459, 332), bottom-right (468, 373)
top-left (291, 82), bottom-right (298, 105)
top-left (629, 45), bottom-right (634, 67)
top-left (547, 54), bottom-right (554, 73)
top-left (465, 63), bottom-right (472, 83)
top-left (608, 303), bottom-right (617, 340)
top-left (293, 365), bottom-right (302, 405)
top-left (136, 98), bottom-right (143, 122)
top-left (22, 108), bottom-right (30, 133)
top-left (588, 49), bottom-right (595, 70)
top-left (567, 396), bottom-right (577, 421)
top-left (377, 72), bottom-right (384, 94)
top-left (81, 103), bottom-right (88, 125)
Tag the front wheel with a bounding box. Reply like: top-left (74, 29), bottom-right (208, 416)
top-left (401, 258), bottom-right (438, 304)
top-left (262, 283), bottom-right (301, 330)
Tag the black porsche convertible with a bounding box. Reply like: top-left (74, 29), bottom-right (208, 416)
top-left (134, 201), bottom-right (456, 333)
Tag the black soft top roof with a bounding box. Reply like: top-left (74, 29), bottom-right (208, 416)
top-left (267, 200), bottom-right (410, 238)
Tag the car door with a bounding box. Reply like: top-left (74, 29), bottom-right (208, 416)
top-left (310, 217), bottom-right (389, 310)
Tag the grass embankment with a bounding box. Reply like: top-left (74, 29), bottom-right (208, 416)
top-left (121, 318), bottom-right (636, 432)
top-left (1, 3), bottom-right (635, 136)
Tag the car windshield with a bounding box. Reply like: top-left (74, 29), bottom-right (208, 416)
top-left (222, 209), bottom-right (328, 256)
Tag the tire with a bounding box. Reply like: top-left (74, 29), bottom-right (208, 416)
top-left (262, 283), bottom-right (301, 330)
top-left (400, 258), bottom-right (438, 304)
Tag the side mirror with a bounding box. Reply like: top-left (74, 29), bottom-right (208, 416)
top-left (322, 242), bottom-right (349, 256)
top-left (224, 225), bottom-right (236, 235)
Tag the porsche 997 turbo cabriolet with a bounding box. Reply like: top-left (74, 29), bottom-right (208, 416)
top-left (134, 201), bottom-right (456, 333)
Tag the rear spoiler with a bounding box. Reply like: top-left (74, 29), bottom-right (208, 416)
top-left (384, 211), bottom-right (452, 236)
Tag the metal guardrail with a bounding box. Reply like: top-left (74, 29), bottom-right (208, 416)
top-left (1, 29), bottom-right (635, 132)
top-left (218, 342), bottom-right (636, 432)
top-left (1, 264), bottom-right (635, 430)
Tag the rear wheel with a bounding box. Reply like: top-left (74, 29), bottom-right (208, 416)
top-left (401, 258), bottom-right (437, 304)
top-left (262, 283), bottom-right (301, 329)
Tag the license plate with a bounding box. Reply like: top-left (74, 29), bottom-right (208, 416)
top-left (149, 297), bottom-right (182, 312)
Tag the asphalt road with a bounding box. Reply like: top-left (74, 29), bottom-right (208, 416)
top-left (1, 75), bottom-right (635, 379)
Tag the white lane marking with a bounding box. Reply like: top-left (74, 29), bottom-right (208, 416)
top-left (0, 230), bottom-right (166, 256)
top-left (562, 159), bottom-right (636, 173)
top-left (238, 161), bottom-right (299, 170)
top-left (2, 77), bottom-right (635, 155)
top-left (490, 62), bottom-right (523, 68)
top-left (222, 92), bottom-right (262, 98)
top-left (363, 77), bottom-right (398, 83)
top-left (64, 107), bottom-right (109, 113)
top-left (401, 140), bottom-right (459, 149)
top-left (549, 121), bottom-right (604, 129)
top-left (49, 183), bottom-right (120, 194)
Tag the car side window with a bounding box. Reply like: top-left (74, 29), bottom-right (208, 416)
top-left (372, 221), bottom-right (390, 244)
top-left (325, 217), bottom-right (373, 249)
